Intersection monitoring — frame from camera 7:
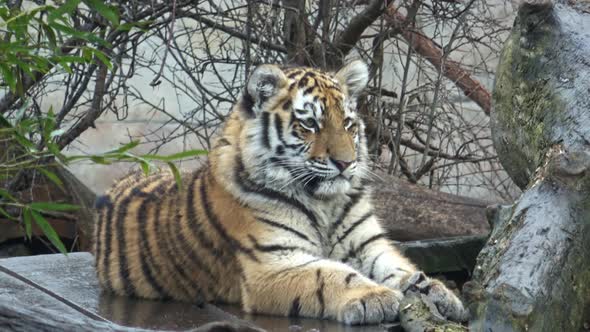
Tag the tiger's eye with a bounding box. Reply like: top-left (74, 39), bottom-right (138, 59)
top-left (299, 118), bottom-right (317, 131)
top-left (344, 118), bottom-right (355, 130)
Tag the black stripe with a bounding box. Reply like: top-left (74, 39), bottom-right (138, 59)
top-left (94, 197), bottom-right (112, 270)
top-left (248, 235), bottom-right (303, 253)
top-left (360, 299), bottom-right (367, 321)
top-left (154, 184), bottom-right (203, 301)
top-left (357, 234), bottom-right (387, 255)
top-left (169, 195), bottom-right (211, 301)
top-left (369, 251), bottom-right (385, 279)
top-left (329, 191), bottom-right (364, 235)
top-left (345, 273), bottom-right (357, 286)
top-left (136, 181), bottom-right (172, 298)
top-left (254, 217), bottom-right (315, 245)
top-left (234, 155), bottom-right (322, 241)
top-left (216, 138), bottom-right (231, 147)
top-left (185, 171), bottom-right (228, 263)
top-left (200, 177), bottom-right (259, 261)
top-left (116, 179), bottom-right (155, 295)
top-left (261, 111), bottom-right (271, 149)
top-left (274, 113), bottom-right (287, 146)
top-left (382, 273), bottom-right (398, 283)
top-left (269, 258), bottom-right (322, 278)
top-left (316, 269), bottom-right (325, 318)
top-left (240, 92), bottom-right (255, 118)
top-left (298, 77), bottom-right (309, 87)
top-left (101, 191), bottom-right (120, 291)
top-left (94, 195), bottom-right (112, 209)
top-left (342, 233), bottom-right (387, 263)
top-left (282, 100), bottom-right (292, 110)
top-left (303, 86), bottom-right (315, 95)
top-left (179, 173), bottom-right (234, 302)
top-left (289, 297), bottom-right (301, 317)
top-left (285, 143), bottom-right (304, 150)
top-left (329, 213), bottom-right (373, 256)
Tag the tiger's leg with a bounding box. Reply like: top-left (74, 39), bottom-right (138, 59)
top-left (239, 252), bottom-right (403, 325)
top-left (331, 216), bottom-right (469, 322)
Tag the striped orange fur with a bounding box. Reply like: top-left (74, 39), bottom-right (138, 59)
top-left (94, 61), bottom-right (468, 325)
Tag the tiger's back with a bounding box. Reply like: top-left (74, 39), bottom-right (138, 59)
top-left (93, 168), bottom-right (246, 304)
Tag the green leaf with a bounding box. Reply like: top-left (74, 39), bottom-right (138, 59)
top-left (117, 22), bottom-right (136, 32)
top-left (14, 99), bottom-right (29, 123)
top-left (42, 23), bottom-right (58, 49)
top-left (30, 202), bottom-right (79, 212)
top-left (56, 55), bottom-right (88, 64)
top-left (90, 155), bottom-right (111, 164)
top-left (46, 142), bottom-right (66, 163)
top-left (0, 63), bottom-right (16, 91)
top-left (50, 22), bottom-right (111, 47)
top-left (84, 0), bottom-right (119, 26)
top-left (110, 140), bottom-right (140, 154)
top-left (140, 161), bottom-right (150, 176)
top-left (30, 210), bottom-right (68, 254)
top-left (8, 54), bottom-right (35, 79)
top-left (0, 114), bottom-right (12, 128)
top-left (142, 149), bottom-right (208, 161)
top-left (91, 48), bottom-right (112, 69)
top-left (57, 59), bottom-right (74, 74)
top-left (0, 206), bottom-right (17, 221)
top-left (48, 0), bottom-right (82, 23)
top-left (13, 132), bottom-right (35, 150)
top-left (38, 168), bottom-right (64, 190)
top-left (167, 161), bottom-right (183, 190)
top-left (23, 208), bottom-right (32, 239)
top-left (0, 188), bottom-right (16, 202)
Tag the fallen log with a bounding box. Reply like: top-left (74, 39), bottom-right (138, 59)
top-left (370, 172), bottom-right (490, 241)
top-left (465, 1), bottom-right (590, 331)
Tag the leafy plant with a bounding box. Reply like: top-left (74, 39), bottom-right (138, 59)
top-left (0, 0), bottom-right (206, 254)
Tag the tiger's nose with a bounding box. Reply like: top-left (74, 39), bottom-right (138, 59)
top-left (330, 158), bottom-right (353, 172)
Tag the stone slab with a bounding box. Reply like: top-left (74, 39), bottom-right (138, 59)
top-left (0, 253), bottom-right (398, 331)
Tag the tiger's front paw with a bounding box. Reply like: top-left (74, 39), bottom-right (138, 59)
top-left (401, 271), bottom-right (469, 322)
top-left (337, 286), bottom-right (402, 325)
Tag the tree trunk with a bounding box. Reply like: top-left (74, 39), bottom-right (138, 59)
top-left (465, 1), bottom-right (590, 331)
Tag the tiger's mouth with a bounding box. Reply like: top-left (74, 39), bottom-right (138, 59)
top-left (304, 173), bottom-right (350, 187)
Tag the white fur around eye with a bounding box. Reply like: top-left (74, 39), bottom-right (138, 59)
top-left (300, 118), bottom-right (317, 132)
top-left (344, 118), bottom-right (354, 130)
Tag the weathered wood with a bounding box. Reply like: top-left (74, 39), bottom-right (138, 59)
top-left (370, 172), bottom-right (490, 241)
top-left (0, 300), bottom-right (265, 332)
top-left (467, 2), bottom-right (590, 331)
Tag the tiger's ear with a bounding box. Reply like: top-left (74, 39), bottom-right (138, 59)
top-left (246, 64), bottom-right (287, 113)
top-left (335, 60), bottom-right (369, 97)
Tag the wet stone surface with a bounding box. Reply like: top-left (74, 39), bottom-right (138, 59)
top-left (0, 253), bottom-right (398, 331)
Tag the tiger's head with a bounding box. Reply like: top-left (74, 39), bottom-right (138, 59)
top-left (233, 61), bottom-right (370, 198)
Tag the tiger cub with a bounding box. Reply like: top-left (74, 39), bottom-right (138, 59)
top-left (93, 61), bottom-right (468, 325)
